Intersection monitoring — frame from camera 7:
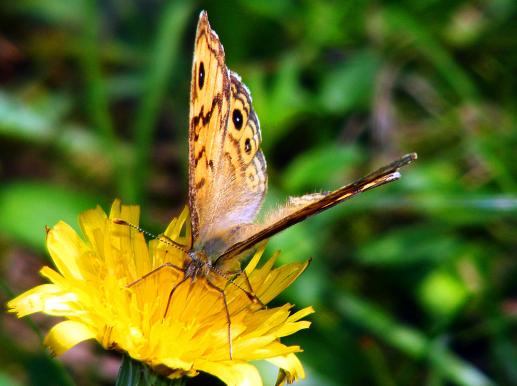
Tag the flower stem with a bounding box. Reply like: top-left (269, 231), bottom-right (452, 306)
top-left (116, 355), bottom-right (186, 386)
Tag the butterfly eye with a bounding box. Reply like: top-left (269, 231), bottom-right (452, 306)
top-left (232, 109), bottom-right (243, 130)
top-left (244, 138), bottom-right (252, 154)
top-left (198, 62), bottom-right (205, 89)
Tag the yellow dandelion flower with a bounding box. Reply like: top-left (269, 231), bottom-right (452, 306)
top-left (7, 200), bottom-right (313, 386)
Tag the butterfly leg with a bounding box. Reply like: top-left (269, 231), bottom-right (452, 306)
top-left (242, 270), bottom-right (265, 308)
top-left (164, 276), bottom-right (190, 319)
top-left (237, 269), bottom-right (265, 308)
top-left (206, 279), bottom-right (233, 360)
top-left (222, 268), bottom-right (265, 309)
top-left (126, 261), bottom-right (184, 288)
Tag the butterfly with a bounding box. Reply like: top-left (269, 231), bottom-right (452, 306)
top-left (118, 11), bottom-right (416, 359)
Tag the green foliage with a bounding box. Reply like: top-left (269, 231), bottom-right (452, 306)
top-left (0, 182), bottom-right (99, 251)
top-left (1, 0), bottom-right (517, 385)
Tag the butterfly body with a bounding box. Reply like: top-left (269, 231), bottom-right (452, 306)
top-left (184, 250), bottom-right (212, 281)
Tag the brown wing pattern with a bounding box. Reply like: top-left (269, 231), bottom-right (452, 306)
top-left (188, 11), bottom-right (230, 244)
top-left (215, 73), bottom-right (267, 228)
top-left (189, 12), bottom-right (267, 254)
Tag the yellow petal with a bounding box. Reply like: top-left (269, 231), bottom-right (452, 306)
top-left (7, 284), bottom-right (63, 317)
top-left (268, 353), bottom-right (305, 383)
top-left (78, 205), bottom-right (108, 252)
top-left (287, 306), bottom-right (315, 322)
top-left (275, 307), bottom-right (314, 337)
top-left (44, 320), bottom-right (96, 356)
top-left (163, 206), bottom-right (190, 244)
top-left (244, 243), bottom-right (271, 275)
top-left (195, 359), bottom-right (262, 386)
top-left (39, 266), bottom-right (68, 286)
top-left (255, 260), bottom-right (310, 304)
top-left (160, 357), bottom-right (195, 374)
top-left (106, 198), bottom-right (140, 226)
top-left (109, 199), bottom-right (140, 225)
top-left (47, 221), bottom-right (87, 280)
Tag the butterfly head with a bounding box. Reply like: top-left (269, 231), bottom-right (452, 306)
top-left (185, 249), bottom-right (212, 280)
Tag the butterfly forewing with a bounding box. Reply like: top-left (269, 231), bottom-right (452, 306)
top-left (189, 13), bottom-right (267, 256)
top-left (188, 12), bottom-right (230, 244)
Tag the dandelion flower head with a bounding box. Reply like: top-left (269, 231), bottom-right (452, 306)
top-left (8, 200), bottom-right (313, 386)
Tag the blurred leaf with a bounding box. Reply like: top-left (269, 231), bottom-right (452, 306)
top-left (334, 293), bottom-right (495, 386)
top-left (282, 144), bottom-right (362, 192)
top-left (79, 0), bottom-right (122, 194)
top-left (6, 0), bottom-right (84, 25)
top-left (238, 0), bottom-right (293, 19)
top-left (443, 4), bottom-right (488, 47)
top-left (0, 91), bottom-right (70, 142)
top-left (105, 74), bottom-right (145, 99)
top-left (319, 50), bottom-right (381, 114)
top-left (0, 372), bottom-right (22, 386)
top-left (303, 1), bottom-right (355, 46)
top-left (248, 54), bottom-right (310, 150)
top-left (266, 222), bottom-right (317, 265)
top-left (419, 270), bottom-right (469, 319)
top-left (25, 353), bottom-right (75, 386)
top-left (0, 182), bottom-right (100, 251)
top-left (405, 194), bottom-right (517, 225)
top-left (283, 264), bottom-right (325, 307)
top-left (129, 0), bottom-right (194, 203)
top-left (0, 330), bottom-right (75, 386)
top-left (356, 224), bottom-right (462, 265)
top-left (377, 6), bottom-right (480, 101)
top-left (361, 340), bottom-right (397, 386)
top-left (493, 336), bottom-right (517, 384)
top-left (0, 91), bottom-right (108, 167)
top-left (401, 161), bottom-right (461, 191)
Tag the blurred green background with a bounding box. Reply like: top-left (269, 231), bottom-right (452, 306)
top-left (1, 0), bottom-right (517, 385)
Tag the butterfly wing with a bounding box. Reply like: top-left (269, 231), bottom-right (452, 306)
top-left (215, 153), bottom-right (417, 263)
top-left (190, 13), bottom-right (416, 265)
top-left (189, 12), bottom-right (267, 255)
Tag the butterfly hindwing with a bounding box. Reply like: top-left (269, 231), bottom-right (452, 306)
top-left (215, 153), bottom-right (417, 264)
top-left (217, 73), bottom-right (267, 229)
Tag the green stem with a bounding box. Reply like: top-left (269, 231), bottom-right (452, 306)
top-left (116, 355), bottom-right (186, 386)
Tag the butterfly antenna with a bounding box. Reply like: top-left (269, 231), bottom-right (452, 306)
top-left (113, 218), bottom-right (188, 253)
